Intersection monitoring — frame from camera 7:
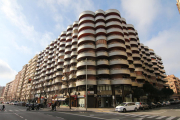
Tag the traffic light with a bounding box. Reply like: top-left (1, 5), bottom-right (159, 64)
top-left (28, 78), bottom-right (31, 83)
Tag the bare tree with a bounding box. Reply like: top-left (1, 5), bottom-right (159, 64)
top-left (63, 65), bottom-right (71, 109)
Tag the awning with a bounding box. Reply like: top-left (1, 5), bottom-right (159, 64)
top-left (57, 98), bottom-right (66, 101)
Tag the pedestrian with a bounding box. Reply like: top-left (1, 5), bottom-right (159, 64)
top-left (54, 102), bottom-right (57, 111)
top-left (36, 104), bottom-right (40, 110)
top-left (51, 103), bottom-right (54, 111)
top-left (1, 104), bottom-right (5, 111)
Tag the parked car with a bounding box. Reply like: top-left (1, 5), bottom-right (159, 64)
top-left (155, 102), bottom-right (162, 107)
top-left (147, 102), bottom-right (157, 109)
top-left (160, 101), bottom-right (166, 106)
top-left (165, 101), bottom-right (171, 105)
top-left (174, 100), bottom-right (180, 104)
top-left (115, 102), bottom-right (138, 112)
top-left (169, 99), bottom-right (175, 104)
top-left (135, 102), bottom-right (149, 110)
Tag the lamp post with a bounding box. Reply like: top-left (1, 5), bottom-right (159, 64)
top-left (86, 58), bottom-right (87, 111)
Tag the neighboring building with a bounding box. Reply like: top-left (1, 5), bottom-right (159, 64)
top-left (0, 86), bottom-right (5, 102)
top-left (3, 81), bottom-right (14, 101)
top-left (21, 55), bottom-right (38, 102)
top-left (17, 64), bottom-right (28, 101)
top-left (31, 9), bottom-right (168, 108)
top-left (165, 74), bottom-right (180, 99)
top-left (177, 0), bottom-right (180, 14)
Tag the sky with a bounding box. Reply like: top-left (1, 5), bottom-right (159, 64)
top-left (0, 0), bottom-right (179, 86)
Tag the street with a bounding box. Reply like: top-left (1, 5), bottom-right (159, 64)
top-left (1, 104), bottom-right (180, 120)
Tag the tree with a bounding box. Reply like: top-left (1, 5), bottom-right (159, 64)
top-left (161, 88), bottom-right (174, 100)
top-left (133, 88), bottom-right (145, 101)
top-left (63, 65), bottom-right (71, 109)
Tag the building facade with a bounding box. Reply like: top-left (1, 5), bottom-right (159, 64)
top-left (4, 9), bottom-right (168, 107)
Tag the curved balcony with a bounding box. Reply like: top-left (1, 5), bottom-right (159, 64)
top-left (65, 48), bottom-right (71, 53)
top-left (61, 84), bottom-right (68, 89)
top-left (78, 36), bottom-right (95, 45)
top-left (131, 47), bottom-right (139, 51)
top-left (79, 11), bottom-right (94, 20)
top-left (126, 49), bottom-right (132, 54)
top-left (71, 44), bottom-right (77, 50)
top-left (111, 78), bottom-right (132, 85)
top-left (138, 83), bottom-right (143, 87)
top-left (69, 74), bottom-right (77, 80)
top-left (95, 22), bottom-right (105, 28)
top-left (66, 31), bottom-right (72, 36)
top-left (79, 17), bottom-right (94, 26)
top-left (58, 59), bottom-right (64, 63)
top-left (105, 9), bottom-right (120, 15)
top-left (130, 72), bottom-right (136, 78)
top-left (95, 16), bottom-right (105, 22)
top-left (97, 79), bottom-right (111, 85)
top-left (64, 54), bottom-right (71, 60)
top-left (70, 58), bottom-right (77, 64)
top-left (108, 50), bottom-right (127, 57)
top-left (132, 53), bottom-right (141, 58)
top-left (77, 60), bottom-right (96, 68)
top-left (106, 21), bottom-right (122, 28)
top-left (132, 81), bottom-right (138, 86)
top-left (60, 41), bottom-right (66, 46)
top-left (60, 36), bottom-right (66, 41)
top-left (57, 65), bottom-right (63, 69)
top-left (71, 51), bottom-right (77, 57)
top-left (77, 52), bottom-right (96, 60)
top-left (129, 35), bottom-right (137, 40)
top-left (96, 51), bottom-right (108, 57)
top-left (97, 59), bottom-right (109, 66)
top-left (65, 41), bottom-right (71, 47)
top-left (78, 44), bottom-right (95, 52)
top-left (56, 71), bottom-right (63, 76)
top-left (97, 69), bottom-right (110, 75)
top-left (127, 56), bottom-right (133, 61)
top-left (96, 35), bottom-right (106, 41)
top-left (107, 34), bottom-right (124, 42)
top-left (151, 60), bottom-right (157, 64)
top-left (78, 29), bottom-right (95, 39)
top-left (125, 41), bottom-right (130, 47)
top-left (108, 42), bottom-right (126, 49)
top-left (76, 69), bottom-right (96, 76)
top-left (133, 60), bottom-right (142, 65)
top-left (69, 82), bottom-right (76, 88)
top-left (66, 36), bottom-right (72, 41)
top-left (129, 64), bottom-right (135, 69)
top-left (78, 23), bottom-right (94, 32)
top-left (72, 38), bottom-right (78, 44)
top-left (128, 29), bottom-right (135, 35)
top-left (76, 79), bottom-right (97, 86)
top-left (54, 78), bottom-right (61, 83)
top-left (136, 74), bottom-right (145, 80)
top-left (134, 67), bottom-right (143, 72)
top-left (106, 28), bottom-right (123, 35)
top-left (96, 43), bottom-right (107, 49)
top-left (110, 68), bottom-right (130, 75)
top-left (96, 28), bottom-right (106, 35)
top-left (109, 59), bottom-right (128, 65)
top-left (64, 61), bottom-right (70, 66)
top-left (105, 15), bottom-right (121, 21)
top-left (154, 70), bottom-right (160, 74)
top-left (70, 66), bottom-right (77, 71)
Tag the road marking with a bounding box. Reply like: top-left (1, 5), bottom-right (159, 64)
top-left (166, 116), bottom-right (176, 120)
top-left (146, 116), bottom-right (158, 118)
top-left (56, 116), bottom-right (64, 119)
top-left (156, 116), bottom-right (166, 119)
top-left (59, 112), bottom-right (106, 119)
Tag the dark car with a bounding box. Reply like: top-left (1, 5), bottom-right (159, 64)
top-left (147, 102), bottom-right (157, 109)
top-left (155, 102), bottom-right (162, 107)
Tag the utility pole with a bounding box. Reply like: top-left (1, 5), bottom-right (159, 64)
top-left (86, 58), bottom-right (87, 111)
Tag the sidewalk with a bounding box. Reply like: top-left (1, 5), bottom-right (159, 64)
top-left (41, 106), bottom-right (115, 113)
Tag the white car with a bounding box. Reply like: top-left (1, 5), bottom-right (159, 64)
top-left (115, 102), bottom-right (138, 112)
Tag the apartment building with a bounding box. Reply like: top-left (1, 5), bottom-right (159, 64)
top-left (177, 0), bottom-right (180, 14)
top-left (0, 86), bottom-right (5, 102)
top-left (166, 75), bottom-right (180, 94)
top-left (21, 55), bottom-right (38, 102)
top-left (16, 64), bottom-right (27, 101)
top-left (30, 9), bottom-right (167, 108)
top-left (3, 81), bottom-right (14, 101)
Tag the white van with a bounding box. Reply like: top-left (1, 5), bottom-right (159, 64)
top-left (115, 102), bottom-right (138, 112)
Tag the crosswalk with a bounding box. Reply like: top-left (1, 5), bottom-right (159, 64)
top-left (103, 113), bottom-right (180, 120)
top-left (1, 109), bottom-right (26, 112)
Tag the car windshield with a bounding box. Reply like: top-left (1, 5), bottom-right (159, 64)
top-left (118, 103), bottom-right (126, 106)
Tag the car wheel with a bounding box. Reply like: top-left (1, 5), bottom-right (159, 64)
top-left (123, 108), bottom-right (126, 113)
top-left (134, 108), bottom-right (138, 112)
top-left (142, 107), bottom-right (145, 110)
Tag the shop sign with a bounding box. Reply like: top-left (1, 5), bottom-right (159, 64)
top-left (88, 91), bottom-right (94, 94)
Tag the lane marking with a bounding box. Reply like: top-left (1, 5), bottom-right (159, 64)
top-left (166, 116), bottom-right (176, 120)
top-left (156, 116), bottom-right (167, 119)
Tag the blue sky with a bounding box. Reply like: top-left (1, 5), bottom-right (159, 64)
top-left (0, 0), bottom-right (179, 86)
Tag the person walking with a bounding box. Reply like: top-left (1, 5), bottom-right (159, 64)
top-left (51, 103), bottom-right (54, 111)
top-left (54, 102), bottom-right (57, 111)
top-left (1, 104), bottom-right (5, 111)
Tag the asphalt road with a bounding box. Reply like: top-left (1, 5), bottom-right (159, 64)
top-left (1, 104), bottom-right (180, 120)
